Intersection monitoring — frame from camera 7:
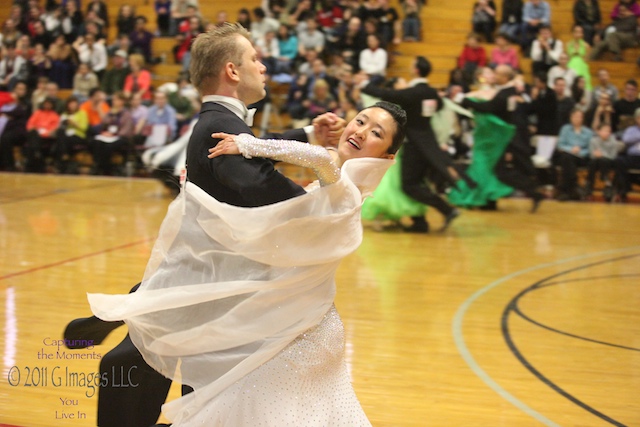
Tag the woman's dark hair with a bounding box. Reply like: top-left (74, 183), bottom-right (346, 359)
top-left (363, 101), bottom-right (407, 154)
top-left (65, 96), bottom-right (79, 110)
top-left (571, 76), bottom-right (585, 103)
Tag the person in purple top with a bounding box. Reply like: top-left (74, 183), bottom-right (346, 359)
top-left (614, 107), bottom-right (640, 201)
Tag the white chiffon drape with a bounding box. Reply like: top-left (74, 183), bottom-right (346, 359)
top-left (88, 158), bottom-right (392, 426)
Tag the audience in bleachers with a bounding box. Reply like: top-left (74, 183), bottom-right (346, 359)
top-left (0, 0), bottom-right (638, 203)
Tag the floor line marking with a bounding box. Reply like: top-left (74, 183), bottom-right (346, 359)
top-left (452, 245), bottom-right (640, 427)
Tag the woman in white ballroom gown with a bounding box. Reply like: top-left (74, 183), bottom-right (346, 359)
top-left (88, 101), bottom-right (407, 426)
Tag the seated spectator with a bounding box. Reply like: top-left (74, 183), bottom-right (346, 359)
top-left (585, 123), bottom-right (617, 198)
top-left (498, 0), bottom-right (523, 42)
top-left (101, 50), bottom-right (130, 99)
top-left (1, 18), bottom-right (23, 48)
top-left (400, 0), bottom-right (422, 42)
top-left (614, 107), bottom-right (640, 201)
top-left (31, 76), bottom-right (49, 109)
top-left (566, 25), bottom-right (592, 90)
top-left (573, 0), bottom-right (601, 44)
top-left (359, 34), bottom-right (388, 77)
top-left (553, 108), bottom-right (593, 200)
top-left (73, 33), bottom-right (108, 80)
top-left (116, 4), bottom-right (137, 37)
top-left (155, 0), bottom-right (171, 36)
top-left (334, 16), bottom-right (367, 68)
top-left (86, 0), bottom-right (109, 30)
top-left (612, 79), bottom-right (640, 133)
top-left (123, 54), bottom-right (152, 102)
top-left (80, 13), bottom-right (107, 41)
top-left (286, 73), bottom-right (311, 125)
top-left (24, 97), bottom-right (60, 173)
top-left (28, 44), bottom-right (52, 88)
top-left (166, 74), bottom-right (196, 130)
top-left (458, 33), bottom-right (487, 86)
top-left (317, 0), bottom-right (343, 37)
top-left (15, 35), bottom-right (34, 61)
top-left (47, 34), bottom-right (75, 89)
top-left (490, 33), bottom-right (519, 69)
top-left (297, 16), bottom-right (326, 57)
top-left (571, 76), bottom-right (592, 112)
top-left (251, 7), bottom-right (281, 42)
top-left (45, 82), bottom-right (65, 114)
top-left (236, 8), bottom-right (252, 31)
top-left (530, 72), bottom-right (559, 154)
top-left (587, 91), bottom-right (613, 130)
top-left (287, 0), bottom-right (315, 31)
top-left (521, 0), bottom-right (551, 52)
top-left (55, 96), bottom-right (89, 174)
top-left (42, 6), bottom-right (63, 45)
top-left (213, 10), bottom-right (228, 27)
top-left (80, 88), bottom-right (110, 136)
top-left (0, 43), bottom-right (28, 91)
top-left (256, 30), bottom-right (281, 75)
top-left (61, 1), bottom-right (83, 43)
top-left (170, 0), bottom-right (199, 36)
top-left (547, 53), bottom-right (576, 96)
top-left (276, 24), bottom-right (298, 74)
top-left (91, 91), bottom-right (133, 175)
top-left (129, 16), bottom-right (155, 65)
top-left (610, 0), bottom-right (640, 19)
top-left (31, 20), bottom-right (53, 51)
top-left (0, 81), bottom-right (30, 171)
top-left (472, 0), bottom-right (497, 43)
top-left (591, 4), bottom-right (638, 61)
top-left (144, 90), bottom-right (178, 146)
top-left (530, 25), bottom-right (562, 75)
top-left (304, 78), bottom-right (337, 121)
top-left (297, 50), bottom-right (321, 77)
top-left (592, 68), bottom-right (619, 105)
top-left (554, 77), bottom-right (576, 127)
top-left (72, 62), bottom-right (99, 103)
top-left (378, 0), bottom-right (401, 46)
top-left (174, 15), bottom-right (204, 71)
top-left (129, 92), bottom-right (149, 147)
top-left (177, 5), bottom-right (202, 34)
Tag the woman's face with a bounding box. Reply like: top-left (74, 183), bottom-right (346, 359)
top-left (573, 26), bottom-right (584, 40)
top-left (67, 100), bottom-right (78, 112)
top-left (337, 107), bottom-right (395, 161)
top-left (570, 111), bottom-right (584, 127)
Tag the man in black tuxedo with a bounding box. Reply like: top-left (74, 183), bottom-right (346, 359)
top-left (462, 65), bottom-right (544, 212)
top-left (64, 23), bottom-right (344, 427)
top-left (361, 56), bottom-right (462, 232)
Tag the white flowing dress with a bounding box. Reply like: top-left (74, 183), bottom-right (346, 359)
top-left (88, 137), bottom-right (392, 426)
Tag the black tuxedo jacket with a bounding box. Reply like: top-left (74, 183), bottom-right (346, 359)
top-left (186, 102), bottom-right (308, 207)
top-left (362, 81), bottom-right (459, 185)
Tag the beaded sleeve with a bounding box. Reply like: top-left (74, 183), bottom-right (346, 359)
top-left (234, 133), bottom-right (341, 187)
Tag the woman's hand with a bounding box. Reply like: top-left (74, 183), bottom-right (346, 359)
top-left (208, 132), bottom-right (240, 158)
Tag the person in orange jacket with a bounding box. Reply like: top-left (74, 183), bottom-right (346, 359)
top-left (24, 97), bottom-right (60, 172)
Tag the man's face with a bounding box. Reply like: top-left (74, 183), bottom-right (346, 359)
top-left (154, 92), bottom-right (168, 108)
top-left (598, 70), bottom-right (610, 84)
top-left (235, 36), bottom-right (267, 105)
top-left (554, 79), bottom-right (566, 96)
top-left (624, 83), bottom-right (638, 101)
top-left (45, 83), bottom-right (58, 98)
top-left (14, 83), bottom-right (26, 98)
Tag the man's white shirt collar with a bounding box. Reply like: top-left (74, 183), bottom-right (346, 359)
top-left (409, 78), bottom-right (428, 87)
top-left (202, 95), bottom-right (255, 126)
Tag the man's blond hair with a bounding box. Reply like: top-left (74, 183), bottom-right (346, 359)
top-left (189, 23), bottom-right (251, 95)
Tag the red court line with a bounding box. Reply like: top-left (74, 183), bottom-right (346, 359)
top-left (0, 424), bottom-right (24, 427)
top-left (0, 238), bottom-right (155, 282)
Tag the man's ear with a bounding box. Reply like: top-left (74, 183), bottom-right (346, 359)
top-left (385, 153), bottom-right (395, 160)
top-left (225, 62), bottom-right (239, 82)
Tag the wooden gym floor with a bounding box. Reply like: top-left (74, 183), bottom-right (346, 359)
top-left (0, 172), bottom-right (638, 427)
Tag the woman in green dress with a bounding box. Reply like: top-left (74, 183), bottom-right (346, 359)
top-left (566, 25), bottom-right (592, 90)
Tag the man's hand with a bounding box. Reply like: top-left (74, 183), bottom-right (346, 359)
top-left (313, 112), bottom-right (346, 147)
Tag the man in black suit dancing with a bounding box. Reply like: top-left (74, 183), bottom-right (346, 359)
top-left (461, 64), bottom-right (545, 212)
top-left (64, 23), bottom-right (344, 427)
top-left (361, 56), bottom-right (462, 232)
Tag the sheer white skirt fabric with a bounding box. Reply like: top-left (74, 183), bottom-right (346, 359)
top-left (87, 158), bottom-right (391, 425)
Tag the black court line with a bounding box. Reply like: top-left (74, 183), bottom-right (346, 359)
top-left (502, 253), bottom-right (640, 427)
top-left (515, 274), bottom-right (640, 352)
